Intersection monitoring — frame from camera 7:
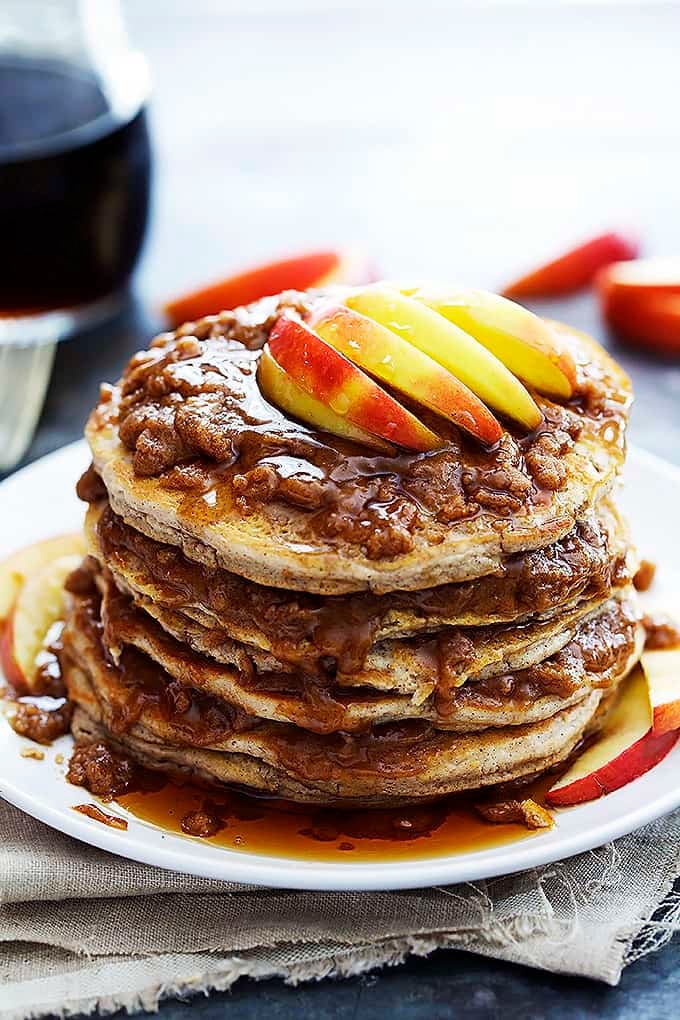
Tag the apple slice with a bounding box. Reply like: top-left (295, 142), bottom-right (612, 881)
top-left (0, 532), bottom-right (85, 623)
top-left (600, 289), bottom-right (680, 358)
top-left (258, 348), bottom-right (394, 454)
top-left (346, 286), bottom-right (541, 430)
top-left (642, 646), bottom-right (680, 735)
top-left (502, 232), bottom-right (640, 299)
top-left (2, 554), bottom-right (82, 690)
top-left (266, 316), bottom-right (439, 452)
top-left (164, 249), bottom-right (374, 326)
top-left (308, 303), bottom-right (503, 445)
top-left (546, 668), bottom-right (679, 807)
top-left (598, 257), bottom-right (680, 356)
top-left (597, 256), bottom-right (680, 304)
top-left (406, 286), bottom-right (576, 399)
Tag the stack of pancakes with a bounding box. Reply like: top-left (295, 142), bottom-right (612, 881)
top-left (63, 289), bottom-right (643, 807)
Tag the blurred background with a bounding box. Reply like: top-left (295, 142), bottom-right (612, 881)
top-left (126, 0), bottom-right (680, 294)
top-left (3, 0), bottom-right (680, 469)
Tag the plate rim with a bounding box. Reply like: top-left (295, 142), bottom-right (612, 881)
top-left (1, 438), bottom-right (680, 891)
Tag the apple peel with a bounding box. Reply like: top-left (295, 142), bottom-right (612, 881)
top-left (258, 347), bottom-right (395, 454)
top-left (164, 249), bottom-right (374, 326)
top-left (546, 668), bottom-right (679, 807)
top-left (502, 232), bottom-right (639, 299)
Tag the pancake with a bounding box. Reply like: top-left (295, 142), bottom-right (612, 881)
top-left (92, 565), bottom-right (641, 732)
top-left (69, 695), bottom-right (609, 808)
top-left (85, 295), bottom-right (632, 594)
top-left (64, 615), bottom-right (638, 806)
top-left (85, 499), bottom-right (634, 675)
top-left (129, 590), bottom-right (621, 695)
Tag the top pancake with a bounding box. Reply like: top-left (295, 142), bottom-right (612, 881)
top-left (86, 292), bottom-right (632, 594)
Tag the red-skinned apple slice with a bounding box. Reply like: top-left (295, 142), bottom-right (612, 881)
top-left (598, 258), bottom-right (680, 356)
top-left (164, 249), bottom-right (374, 326)
top-left (405, 285), bottom-right (577, 399)
top-left (546, 668), bottom-right (679, 807)
top-left (346, 286), bottom-right (542, 430)
top-left (602, 292), bottom-right (680, 357)
top-left (258, 348), bottom-right (395, 454)
top-left (0, 617), bottom-right (22, 689)
top-left (0, 533), bottom-right (85, 623)
top-left (308, 303), bottom-right (503, 445)
top-left (502, 232), bottom-right (640, 299)
top-left (597, 257), bottom-right (680, 303)
top-left (1, 553), bottom-right (81, 690)
top-left (641, 644), bottom-right (680, 735)
top-left (266, 316), bottom-right (439, 452)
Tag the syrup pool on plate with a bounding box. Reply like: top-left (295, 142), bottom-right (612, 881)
top-left (115, 776), bottom-right (554, 863)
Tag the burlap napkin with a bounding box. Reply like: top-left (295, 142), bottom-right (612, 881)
top-left (2, 796), bottom-right (680, 1019)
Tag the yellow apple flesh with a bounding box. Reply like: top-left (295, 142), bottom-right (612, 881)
top-left (641, 646), bottom-right (680, 735)
top-left (0, 533), bottom-right (85, 622)
top-left (406, 285), bottom-right (577, 398)
top-left (6, 553), bottom-right (82, 690)
top-left (346, 286), bottom-right (542, 430)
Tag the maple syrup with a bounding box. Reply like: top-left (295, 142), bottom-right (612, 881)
top-left (116, 774), bottom-right (555, 863)
top-left (0, 57), bottom-right (150, 313)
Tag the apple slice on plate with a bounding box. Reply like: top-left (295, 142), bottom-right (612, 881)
top-left (641, 645), bottom-right (680, 735)
top-left (404, 285), bottom-right (577, 399)
top-left (346, 286), bottom-right (542, 430)
top-left (0, 532), bottom-right (85, 623)
top-left (264, 315), bottom-right (439, 452)
top-left (545, 668), bottom-right (679, 807)
top-left (501, 232), bottom-right (639, 299)
top-left (308, 303), bottom-right (503, 445)
top-left (1, 553), bottom-right (81, 691)
top-left (164, 249), bottom-right (374, 326)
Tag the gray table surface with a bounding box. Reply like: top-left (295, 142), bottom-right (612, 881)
top-left (7, 2), bottom-right (680, 1016)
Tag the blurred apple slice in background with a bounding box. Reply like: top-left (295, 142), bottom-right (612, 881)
top-left (164, 249), bottom-right (374, 326)
top-left (545, 668), bottom-right (679, 807)
top-left (265, 316), bottom-right (439, 451)
top-left (346, 286), bottom-right (542, 430)
top-left (406, 286), bottom-right (576, 398)
top-left (598, 258), bottom-right (680, 356)
top-left (0, 533), bottom-right (85, 623)
top-left (597, 256), bottom-right (680, 303)
top-left (309, 304), bottom-right (503, 445)
top-left (602, 292), bottom-right (680, 357)
top-left (258, 348), bottom-right (394, 454)
top-left (1, 553), bottom-right (81, 691)
top-left (502, 232), bottom-right (639, 299)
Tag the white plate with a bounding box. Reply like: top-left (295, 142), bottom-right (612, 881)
top-left (1, 441), bottom-right (679, 891)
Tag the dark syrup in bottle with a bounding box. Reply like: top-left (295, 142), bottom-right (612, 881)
top-left (0, 57), bottom-right (151, 313)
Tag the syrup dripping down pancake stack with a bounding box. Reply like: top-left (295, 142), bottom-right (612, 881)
top-left (63, 283), bottom-right (644, 807)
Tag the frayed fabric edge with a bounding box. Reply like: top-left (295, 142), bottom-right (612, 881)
top-left (0, 929), bottom-right (531, 1020)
